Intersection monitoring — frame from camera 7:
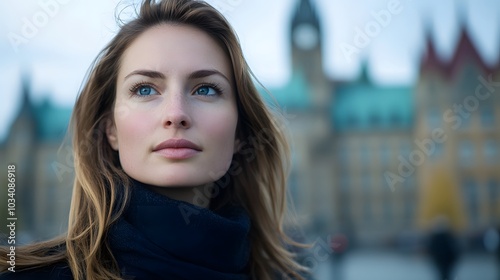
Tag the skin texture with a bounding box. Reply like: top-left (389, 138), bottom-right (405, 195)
top-left (106, 24), bottom-right (238, 207)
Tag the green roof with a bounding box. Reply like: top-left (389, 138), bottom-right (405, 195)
top-left (333, 84), bottom-right (414, 131)
top-left (262, 69), bottom-right (311, 109)
top-left (33, 99), bottom-right (72, 141)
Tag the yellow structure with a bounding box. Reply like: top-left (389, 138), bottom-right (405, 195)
top-left (415, 28), bottom-right (500, 235)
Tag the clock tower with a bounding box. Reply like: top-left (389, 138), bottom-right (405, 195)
top-left (290, 0), bottom-right (330, 107)
top-left (288, 0), bottom-right (336, 235)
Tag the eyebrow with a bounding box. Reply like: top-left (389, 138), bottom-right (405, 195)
top-left (188, 69), bottom-right (230, 84)
top-left (124, 70), bottom-right (165, 80)
top-left (124, 69), bottom-right (231, 84)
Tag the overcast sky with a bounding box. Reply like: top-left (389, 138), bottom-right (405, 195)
top-left (0, 0), bottom-right (498, 140)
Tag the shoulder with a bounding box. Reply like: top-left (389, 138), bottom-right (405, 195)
top-left (0, 262), bottom-right (72, 280)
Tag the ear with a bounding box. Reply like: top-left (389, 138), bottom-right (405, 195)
top-left (106, 119), bottom-right (119, 151)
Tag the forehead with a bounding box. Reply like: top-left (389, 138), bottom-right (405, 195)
top-left (118, 24), bottom-right (232, 79)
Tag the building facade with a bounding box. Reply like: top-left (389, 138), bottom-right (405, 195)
top-left (271, 0), bottom-right (500, 247)
top-left (0, 76), bottom-right (73, 243)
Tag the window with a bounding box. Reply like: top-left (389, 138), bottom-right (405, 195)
top-left (380, 142), bottom-right (391, 165)
top-left (431, 142), bottom-right (444, 160)
top-left (462, 178), bottom-right (479, 225)
top-left (340, 173), bottom-right (350, 191)
top-left (338, 141), bottom-right (350, 165)
top-left (400, 141), bottom-right (412, 158)
top-left (363, 196), bottom-right (372, 224)
top-left (403, 198), bottom-right (415, 225)
top-left (360, 142), bottom-right (370, 165)
top-left (383, 197), bottom-right (392, 223)
top-left (459, 112), bottom-right (472, 130)
top-left (404, 175), bottom-right (416, 190)
top-left (480, 107), bottom-right (495, 128)
top-left (458, 140), bottom-right (474, 167)
top-left (362, 174), bottom-right (371, 190)
top-left (427, 80), bottom-right (436, 96)
top-left (458, 66), bottom-right (479, 100)
top-left (488, 179), bottom-right (499, 211)
top-left (288, 170), bottom-right (300, 204)
top-left (483, 139), bottom-right (498, 164)
top-left (369, 112), bottom-right (381, 127)
top-left (427, 109), bottom-right (441, 129)
top-left (390, 112), bottom-right (402, 127)
top-left (427, 80), bottom-right (438, 104)
top-left (346, 113), bottom-right (358, 129)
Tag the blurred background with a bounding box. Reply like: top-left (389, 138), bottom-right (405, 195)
top-left (1, 0), bottom-right (499, 279)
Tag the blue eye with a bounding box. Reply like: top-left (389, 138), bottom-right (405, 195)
top-left (195, 86), bottom-right (218, 96)
top-left (136, 85), bottom-right (158, 96)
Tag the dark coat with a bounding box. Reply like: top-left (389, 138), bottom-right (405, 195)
top-left (1, 180), bottom-right (251, 280)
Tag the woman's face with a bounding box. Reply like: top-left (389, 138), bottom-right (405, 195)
top-left (106, 24), bottom-right (238, 188)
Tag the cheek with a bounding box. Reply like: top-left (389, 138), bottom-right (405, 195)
top-left (198, 107), bottom-right (238, 153)
top-left (113, 107), bottom-right (159, 178)
top-left (114, 107), bottom-right (157, 152)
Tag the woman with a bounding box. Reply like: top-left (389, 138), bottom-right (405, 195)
top-left (0, 0), bottom-right (306, 279)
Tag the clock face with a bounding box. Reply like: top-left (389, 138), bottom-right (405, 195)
top-left (293, 24), bottom-right (319, 50)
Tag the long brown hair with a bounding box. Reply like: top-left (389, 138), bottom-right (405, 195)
top-left (0, 1), bottom-right (306, 279)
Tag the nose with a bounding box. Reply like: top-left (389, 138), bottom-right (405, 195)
top-left (161, 92), bottom-right (192, 129)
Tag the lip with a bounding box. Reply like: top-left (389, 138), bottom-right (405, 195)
top-left (153, 138), bottom-right (201, 159)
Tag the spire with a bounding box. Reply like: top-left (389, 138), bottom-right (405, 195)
top-left (19, 71), bottom-right (34, 116)
top-left (448, 25), bottom-right (494, 75)
top-left (358, 60), bottom-right (371, 84)
top-left (291, 0), bottom-right (321, 31)
top-left (8, 71), bottom-right (37, 142)
top-left (419, 13), bottom-right (444, 74)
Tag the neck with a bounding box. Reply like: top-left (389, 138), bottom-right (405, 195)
top-left (143, 183), bottom-right (214, 208)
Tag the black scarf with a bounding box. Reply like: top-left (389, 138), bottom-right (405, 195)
top-left (108, 180), bottom-right (251, 280)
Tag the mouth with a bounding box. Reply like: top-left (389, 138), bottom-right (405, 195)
top-left (153, 138), bottom-right (202, 159)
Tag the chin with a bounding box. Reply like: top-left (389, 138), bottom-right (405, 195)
top-left (125, 165), bottom-right (224, 187)
top-left (154, 180), bottom-right (210, 188)
top-left (137, 175), bottom-right (214, 188)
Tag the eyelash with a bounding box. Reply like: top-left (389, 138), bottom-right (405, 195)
top-left (129, 81), bottom-right (157, 96)
top-left (197, 82), bottom-right (224, 96)
top-left (128, 81), bottom-right (224, 97)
